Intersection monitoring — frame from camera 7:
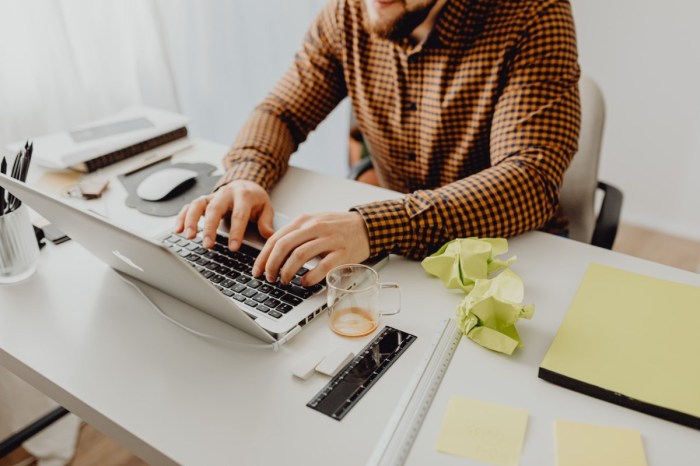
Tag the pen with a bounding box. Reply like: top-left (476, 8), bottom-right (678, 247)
top-left (0, 156), bottom-right (6, 215)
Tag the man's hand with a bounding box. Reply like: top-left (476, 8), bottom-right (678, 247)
top-left (252, 212), bottom-right (371, 286)
top-left (173, 180), bottom-right (274, 250)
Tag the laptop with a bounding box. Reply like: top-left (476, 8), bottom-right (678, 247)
top-left (0, 173), bottom-right (387, 345)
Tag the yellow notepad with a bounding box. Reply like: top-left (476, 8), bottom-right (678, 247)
top-left (555, 420), bottom-right (647, 466)
top-left (540, 263), bottom-right (700, 429)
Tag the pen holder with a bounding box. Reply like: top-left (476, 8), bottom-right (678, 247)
top-left (0, 205), bottom-right (40, 284)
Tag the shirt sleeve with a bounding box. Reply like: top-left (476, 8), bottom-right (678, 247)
top-left (215, 0), bottom-right (348, 191)
top-left (352, 0), bottom-right (581, 259)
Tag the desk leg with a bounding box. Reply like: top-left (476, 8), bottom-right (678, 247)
top-left (0, 407), bottom-right (70, 457)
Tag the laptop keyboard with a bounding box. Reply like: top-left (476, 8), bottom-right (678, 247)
top-left (162, 232), bottom-right (325, 319)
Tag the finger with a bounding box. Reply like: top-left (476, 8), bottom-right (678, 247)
top-left (201, 192), bottom-right (230, 249)
top-left (257, 202), bottom-right (275, 239)
top-left (264, 227), bottom-right (319, 284)
top-left (302, 251), bottom-right (344, 286)
top-left (278, 238), bottom-right (328, 285)
top-left (227, 192), bottom-right (252, 251)
top-left (183, 196), bottom-right (209, 239)
top-left (253, 215), bottom-right (308, 278)
top-left (173, 204), bottom-right (189, 233)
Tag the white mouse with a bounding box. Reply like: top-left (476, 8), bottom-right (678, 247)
top-left (136, 167), bottom-right (198, 201)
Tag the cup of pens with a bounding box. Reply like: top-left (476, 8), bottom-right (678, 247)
top-left (0, 142), bottom-right (39, 284)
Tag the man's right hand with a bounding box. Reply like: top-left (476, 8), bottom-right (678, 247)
top-left (173, 180), bottom-right (275, 251)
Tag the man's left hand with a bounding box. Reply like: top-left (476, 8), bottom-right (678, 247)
top-left (252, 212), bottom-right (370, 286)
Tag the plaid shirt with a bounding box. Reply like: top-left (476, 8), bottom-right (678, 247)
top-left (218, 0), bottom-right (581, 259)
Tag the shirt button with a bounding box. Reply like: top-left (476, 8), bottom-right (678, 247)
top-left (405, 101), bottom-right (417, 111)
top-left (407, 153), bottom-right (416, 161)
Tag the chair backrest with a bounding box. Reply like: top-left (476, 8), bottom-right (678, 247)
top-left (559, 75), bottom-right (606, 244)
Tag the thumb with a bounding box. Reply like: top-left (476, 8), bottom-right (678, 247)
top-left (257, 202), bottom-right (275, 239)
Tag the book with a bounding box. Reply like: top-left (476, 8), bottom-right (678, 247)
top-left (6, 106), bottom-right (189, 172)
top-left (539, 263), bottom-right (700, 430)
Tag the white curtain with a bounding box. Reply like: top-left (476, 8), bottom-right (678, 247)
top-left (154, 0), bottom-right (350, 177)
top-left (0, 1), bottom-right (177, 464)
top-left (0, 0), bottom-right (178, 149)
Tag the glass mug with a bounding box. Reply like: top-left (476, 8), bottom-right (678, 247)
top-left (326, 264), bottom-right (401, 337)
top-left (0, 204), bottom-right (40, 284)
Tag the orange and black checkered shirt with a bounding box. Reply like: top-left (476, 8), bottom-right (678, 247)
top-left (218, 0), bottom-right (581, 259)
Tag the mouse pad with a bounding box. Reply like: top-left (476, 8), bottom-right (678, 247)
top-left (118, 161), bottom-right (219, 217)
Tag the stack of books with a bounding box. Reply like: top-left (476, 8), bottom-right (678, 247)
top-left (6, 106), bottom-right (189, 173)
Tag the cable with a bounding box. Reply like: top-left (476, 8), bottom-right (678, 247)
top-left (115, 271), bottom-right (290, 352)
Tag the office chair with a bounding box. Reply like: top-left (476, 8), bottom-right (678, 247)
top-left (348, 75), bottom-right (623, 249)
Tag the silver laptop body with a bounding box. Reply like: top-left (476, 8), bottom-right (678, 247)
top-left (0, 173), bottom-right (386, 343)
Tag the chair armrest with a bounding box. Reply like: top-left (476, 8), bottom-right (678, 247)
top-left (591, 181), bottom-right (623, 250)
top-left (347, 157), bottom-right (374, 181)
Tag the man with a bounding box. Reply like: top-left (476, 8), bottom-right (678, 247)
top-left (175, 0), bottom-right (581, 286)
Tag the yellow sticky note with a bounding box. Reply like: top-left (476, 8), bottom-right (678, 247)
top-left (555, 420), bottom-right (647, 466)
top-left (435, 396), bottom-right (528, 466)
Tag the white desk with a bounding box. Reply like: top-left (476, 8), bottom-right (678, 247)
top-left (1, 140), bottom-right (699, 465)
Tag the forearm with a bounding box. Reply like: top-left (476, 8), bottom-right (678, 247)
top-left (353, 154), bottom-right (563, 259)
top-left (215, 105), bottom-right (298, 191)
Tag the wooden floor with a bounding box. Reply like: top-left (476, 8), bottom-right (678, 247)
top-left (1, 223), bottom-right (698, 466)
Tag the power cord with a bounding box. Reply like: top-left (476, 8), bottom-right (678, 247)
top-left (115, 271), bottom-right (293, 352)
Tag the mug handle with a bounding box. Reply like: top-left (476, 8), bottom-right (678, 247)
top-left (379, 282), bottom-right (401, 316)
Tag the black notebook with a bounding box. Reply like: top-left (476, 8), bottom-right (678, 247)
top-left (539, 263), bottom-right (700, 430)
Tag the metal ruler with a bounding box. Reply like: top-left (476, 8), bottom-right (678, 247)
top-left (367, 318), bottom-right (463, 466)
top-left (307, 326), bottom-right (417, 421)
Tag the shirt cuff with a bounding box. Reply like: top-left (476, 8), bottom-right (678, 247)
top-left (213, 161), bottom-right (276, 192)
top-left (351, 198), bottom-right (415, 258)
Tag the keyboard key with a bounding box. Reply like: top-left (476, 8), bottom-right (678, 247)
top-left (226, 270), bottom-right (241, 279)
top-left (201, 270), bottom-right (214, 279)
top-left (280, 294), bottom-right (302, 306)
top-left (215, 265), bottom-right (231, 275)
top-left (176, 239), bottom-right (190, 247)
top-left (257, 305), bottom-right (270, 314)
top-left (186, 243), bottom-right (199, 251)
top-left (242, 288), bottom-right (258, 298)
top-left (193, 237), bottom-right (203, 244)
top-left (296, 267), bottom-right (309, 276)
top-left (259, 284), bottom-right (273, 294)
top-left (165, 235), bottom-right (179, 243)
top-left (269, 289), bottom-right (285, 299)
top-left (277, 303), bottom-right (293, 314)
top-left (309, 283), bottom-right (324, 294)
top-left (210, 274), bottom-right (224, 284)
top-left (248, 279), bottom-right (262, 289)
top-left (185, 253), bottom-right (200, 261)
top-left (235, 275), bottom-right (252, 284)
top-left (222, 279), bottom-right (236, 288)
top-left (222, 289), bottom-right (234, 297)
top-left (264, 298), bottom-right (281, 309)
top-left (196, 258), bottom-right (211, 267)
top-left (233, 294), bottom-right (246, 302)
top-left (291, 276), bottom-right (303, 286)
top-left (204, 251), bottom-right (217, 260)
top-left (239, 243), bottom-right (260, 257)
top-left (268, 310), bottom-right (283, 319)
top-left (244, 299), bottom-right (258, 308)
top-left (253, 293), bottom-right (269, 303)
top-left (177, 249), bottom-right (190, 257)
top-left (288, 286), bottom-right (311, 299)
top-left (231, 283), bottom-right (246, 293)
top-left (195, 247), bottom-right (207, 255)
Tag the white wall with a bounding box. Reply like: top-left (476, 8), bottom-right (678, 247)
top-left (571, 0), bottom-right (700, 241)
top-left (157, 0), bottom-right (700, 241)
top-left (155, 0), bottom-right (350, 178)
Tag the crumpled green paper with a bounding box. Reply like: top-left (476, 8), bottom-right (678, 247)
top-left (421, 238), bottom-right (516, 293)
top-left (456, 269), bottom-right (534, 355)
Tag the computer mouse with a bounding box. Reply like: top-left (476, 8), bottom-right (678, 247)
top-left (136, 167), bottom-right (198, 201)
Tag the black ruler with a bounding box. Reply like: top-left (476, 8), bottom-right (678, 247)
top-left (307, 326), bottom-right (417, 421)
